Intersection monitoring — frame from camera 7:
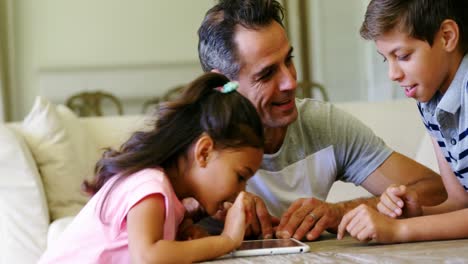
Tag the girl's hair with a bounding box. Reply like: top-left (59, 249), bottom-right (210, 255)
top-left (360, 0), bottom-right (468, 54)
top-left (83, 72), bottom-right (264, 196)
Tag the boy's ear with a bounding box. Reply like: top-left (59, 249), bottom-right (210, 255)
top-left (193, 134), bottom-right (214, 168)
top-left (439, 19), bottom-right (459, 52)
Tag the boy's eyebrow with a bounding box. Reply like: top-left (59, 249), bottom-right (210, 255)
top-left (378, 47), bottom-right (402, 56)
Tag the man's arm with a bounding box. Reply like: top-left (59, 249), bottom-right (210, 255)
top-left (275, 152), bottom-right (446, 241)
top-left (362, 152), bottom-right (446, 206)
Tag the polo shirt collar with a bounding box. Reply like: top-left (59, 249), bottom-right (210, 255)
top-left (437, 54), bottom-right (468, 114)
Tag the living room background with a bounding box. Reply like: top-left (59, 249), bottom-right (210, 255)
top-left (0, 0), bottom-right (400, 122)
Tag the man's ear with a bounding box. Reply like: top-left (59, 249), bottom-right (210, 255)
top-left (439, 19), bottom-right (460, 53)
top-left (211, 69), bottom-right (222, 74)
top-left (193, 134), bottom-right (214, 168)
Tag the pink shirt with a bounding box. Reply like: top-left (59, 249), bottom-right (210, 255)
top-left (39, 168), bottom-right (185, 264)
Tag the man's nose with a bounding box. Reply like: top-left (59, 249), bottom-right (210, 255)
top-left (279, 64), bottom-right (297, 92)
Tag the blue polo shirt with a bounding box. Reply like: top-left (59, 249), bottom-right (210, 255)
top-left (418, 54), bottom-right (468, 191)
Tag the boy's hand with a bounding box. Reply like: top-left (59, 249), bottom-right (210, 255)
top-left (337, 204), bottom-right (401, 243)
top-left (221, 192), bottom-right (253, 248)
top-left (378, 185), bottom-right (422, 218)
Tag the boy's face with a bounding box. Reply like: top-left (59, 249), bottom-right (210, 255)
top-left (375, 29), bottom-right (452, 102)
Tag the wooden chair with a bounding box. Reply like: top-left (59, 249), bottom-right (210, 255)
top-left (141, 84), bottom-right (186, 114)
top-left (297, 81), bottom-right (329, 101)
top-left (65, 91), bottom-right (123, 117)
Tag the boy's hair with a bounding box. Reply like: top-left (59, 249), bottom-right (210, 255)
top-left (198, 0), bottom-right (285, 79)
top-left (84, 72), bottom-right (264, 195)
top-left (360, 0), bottom-right (468, 54)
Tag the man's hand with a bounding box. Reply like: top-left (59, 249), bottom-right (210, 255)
top-left (241, 192), bottom-right (279, 239)
top-left (275, 198), bottom-right (343, 241)
top-left (378, 184), bottom-right (422, 218)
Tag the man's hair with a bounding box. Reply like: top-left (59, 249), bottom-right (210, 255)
top-left (360, 0), bottom-right (468, 54)
top-left (198, 0), bottom-right (285, 79)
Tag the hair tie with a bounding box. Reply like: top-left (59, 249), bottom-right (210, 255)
top-left (216, 81), bottom-right (239, 93)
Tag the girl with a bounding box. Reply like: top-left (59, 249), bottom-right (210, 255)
top-left (39, 72), bottom-right (265, 263)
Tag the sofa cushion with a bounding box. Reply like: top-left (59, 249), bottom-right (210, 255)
top-left (0, 124), bottom-right (49, 263)
top-left (415, 133), bottom-right (439, 173)
top-left (47, 216), bottom-right (75, 249)
top-left (20, 97), bottom-right (96, 220)
top-left (335, 99), bottom-right (425, 158)
top-left (81, 114), bottom-right (149, 151)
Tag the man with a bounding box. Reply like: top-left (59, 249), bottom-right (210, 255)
top-left (197, 0), bottom-right (446, 241)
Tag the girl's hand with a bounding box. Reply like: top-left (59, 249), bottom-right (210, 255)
top-left (177, 197), bottom-right (211, 240)
top-left (221, 191), bottom-right (253, 248)
top-left (337, 204), bottom-right (402, 243)
top-left (181, 197), bottom-right (207, 222)
top-left (176, 218), bottom-right (211, 241)
top-left (378, 185), bottom-right (422, 218)
top-left (215, 192), bottom-right (277, 240)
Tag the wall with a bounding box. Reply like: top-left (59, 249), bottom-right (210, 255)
top-left (11, 0), bottom-right (213, 120)
top-left (9, 0), bottom-right (402, 121)
top-left (306, 0), bottom-right (400, 102)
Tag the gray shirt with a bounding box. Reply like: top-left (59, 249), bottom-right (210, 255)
top-left (247, 99), bottom-right (393, 217)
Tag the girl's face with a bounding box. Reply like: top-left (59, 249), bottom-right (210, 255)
top-left (190, 145), bottom-right (263, 216)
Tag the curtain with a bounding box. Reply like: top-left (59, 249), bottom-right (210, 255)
top-left (0, 0), bottom-right (12, 122)
top-left (0, 42), bottom-right (6, 122)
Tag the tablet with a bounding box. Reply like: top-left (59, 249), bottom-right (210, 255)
top-left (223, 238), bottom-right (310, 258)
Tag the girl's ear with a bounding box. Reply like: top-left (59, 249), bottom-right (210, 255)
top-left (193, 134), bottom-right (214, 168)
top-left (440, 19), bottom-right (460, 53)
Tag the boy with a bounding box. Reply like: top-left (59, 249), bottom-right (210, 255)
top-left (337, 0), bottom-right (468, 243)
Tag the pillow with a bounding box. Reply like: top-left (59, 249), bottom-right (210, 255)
top-left (20, 97), bottom-right (97, 220)
top-left (0, 124), bottom-right (49, 263)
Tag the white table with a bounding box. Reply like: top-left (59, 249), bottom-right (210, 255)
top-left (203, 232), bottom-right (468, 263)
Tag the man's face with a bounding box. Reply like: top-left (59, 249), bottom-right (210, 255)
top-left (233, 22), bottom-right (298, 128)
top-left (376, 29), bottom-right (452, 103)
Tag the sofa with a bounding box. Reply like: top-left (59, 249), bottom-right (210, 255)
top-left (0, 96), bottom-right (438, 264)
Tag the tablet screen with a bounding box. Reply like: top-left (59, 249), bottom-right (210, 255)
top-left (237, 238), bottom-right (305, 250)
top-left (224, 238), bottom-right (310, 258)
